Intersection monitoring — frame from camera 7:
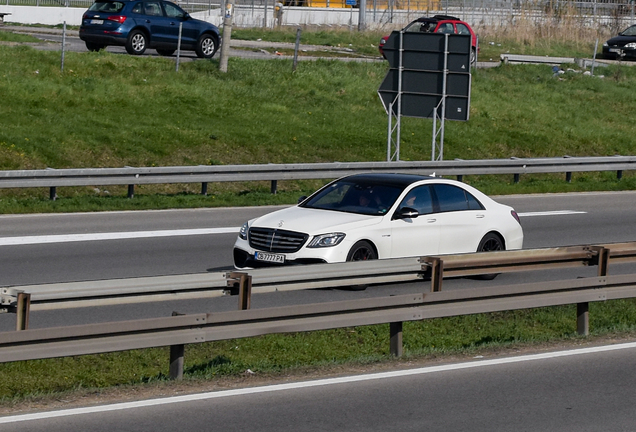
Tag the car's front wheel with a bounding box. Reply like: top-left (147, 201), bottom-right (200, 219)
top-left (126, 30), bottom-right (147, 55)
top-left (475, 232), bottom-right (504, 280)
top-left (85, 42), bottom-right (105, 52)
top-left (346, 240), bottom-right (377, 261)
top-left (470, 47), bottom-right (476, 65)
top-left (195, 34), bottom-right (217, 59)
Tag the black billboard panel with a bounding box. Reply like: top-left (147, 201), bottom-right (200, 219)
top-left (378, 91), bottom-right (470, 121)
top-left (382, 32), bottom-right (471, 73)
top-left (378, 70), bottom-right (471, 97)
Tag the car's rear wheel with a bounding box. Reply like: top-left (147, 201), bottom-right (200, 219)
top-left (156, 49), bottom-right (175, 56)
top-left (195, 34), bottom-right (217, 59)
top-left (470, 47), bottom-right (476, 65)
top-left (85, 42), bottom-right (105, 52)
top-left (126, 30), bottom-right (147, 55)
top-left (475, 232), bottom-right (504, 280)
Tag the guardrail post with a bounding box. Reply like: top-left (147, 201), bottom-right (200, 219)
top-left (565, 172), bottom-right (572, 183)
top-left (227, 272), bottom-right (252, 310)
top-left (16, 292), bottom-right (30, 331)
top-left (201, 182), bottom-right (208, 196)
top-left (577, 302), bottom-right (589, 336)
top-left (429, 257), bottom-right (443, 292)
top-left (456, 175), bottom-right (463, 182)
top-left (617, 170), bottom-right (623, 180)
top-left (270, 180), bottom-right (278, 195)
top-left (127, 184), bottom-right (134, 198)
top-left (513, 174), bottom-right (520, 183)
top-left (49, 187), bottom-right (57, 201)
top-left (390, 322), bottom-right (403, 357)
top-left (169, 311), bottom-right (185, 380)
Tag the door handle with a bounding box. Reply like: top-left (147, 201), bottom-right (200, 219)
top-left (476, 214), bottom-right (485, 218)
top-left (427, 218), bottom-right (436, 223)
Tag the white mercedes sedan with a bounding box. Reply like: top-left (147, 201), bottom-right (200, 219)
top-left (233, 173), bottom-right (523, 269)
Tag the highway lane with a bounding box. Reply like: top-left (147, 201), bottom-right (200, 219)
top-left (0, 191), bottom-right (635, 331)
top-left (2, 341), bottom-right (636, 431)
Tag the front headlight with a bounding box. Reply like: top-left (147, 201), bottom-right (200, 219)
top-left (238, 222), bottom-right (248, 240)
top-left (625, 42), bottom-right (636, 48)
top-left (307, 233), bottom-right (346, 248)
top-left (603, 42), bottom-right (608, 47)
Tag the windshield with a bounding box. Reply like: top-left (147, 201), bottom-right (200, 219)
top-left (301, 180), bottom-right (405, 216)
top-left (621, 25), bottom-right (636, 36)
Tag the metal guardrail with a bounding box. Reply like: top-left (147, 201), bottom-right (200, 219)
top-left (3, 243), bottom-right (632, 312)
top-left (1, 156), bottom-right (635, 199)
top-left (1, 241), bottom-right (636, 376)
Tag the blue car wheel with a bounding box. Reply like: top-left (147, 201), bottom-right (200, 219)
top-left (126, 30), bottom-right (147, 55)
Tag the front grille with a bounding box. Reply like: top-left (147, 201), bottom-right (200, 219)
top-left (249, 227), bottom-right (308, 253)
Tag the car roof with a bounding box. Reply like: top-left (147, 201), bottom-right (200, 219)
top-left (340, 173), bottom-right (434, 188)
top-left (414, 15), bottom-right (465, 23)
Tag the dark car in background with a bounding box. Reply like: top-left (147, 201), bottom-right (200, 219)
top-left (602, 24), bottom-right (636, 60)
top-left (79, 0), bottom-right (220, 58)
top-left (379, 15), bottom-right (477, 63)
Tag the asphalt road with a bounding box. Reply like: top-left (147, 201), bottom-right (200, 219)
top-left (2, 341), bottom-right (636, 431)
top-left (0, 190), bottom-right (635, 331)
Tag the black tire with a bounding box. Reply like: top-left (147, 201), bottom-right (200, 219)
top-left (195, 34), bottom-right (217, 59)
top-left (345, 240), bottom-right (377, 290)
top-left (126, 30), bottom-right (147, 55)
top-left (85, 42), bottom-right (105, 52)
top-left (475, 232), bottom-right (504, 280)
top-left (346, 240), bottom-right (377, 261)
top-left (156, 49), bottom-right (175, 56)
top-left (470, 47), bottom-right (476, 65)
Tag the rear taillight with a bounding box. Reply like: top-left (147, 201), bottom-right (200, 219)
top-left (107, 15), bottom-right (127, 24)
top-left (511, 210), bottom-right (521, 224)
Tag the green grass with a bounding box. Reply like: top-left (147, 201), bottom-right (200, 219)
top-left (0, 41), bottom-right (636, 212)
top-left (2, 300), bottom-right (636, 402)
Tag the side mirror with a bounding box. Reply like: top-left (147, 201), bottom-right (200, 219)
top-left (297, 195), bottom-right (307, 204)
top-left (393, 207), bottom-right (419, 220)
top-left (184, 12), bottom-right (191, 20)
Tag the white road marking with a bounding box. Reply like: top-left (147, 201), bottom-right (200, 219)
top-left (0, 210), bottom-right (584, 246)
top-left (1, 341), bottom-right (634, 424)
top-left (0, 228), bottom-right (240, 246)
top-left (518, 210), bottom-right (587, 217)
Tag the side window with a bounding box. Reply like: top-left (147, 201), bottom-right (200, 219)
top-left (143, 1), bottom-right (163, 16)
top-left (164, 2), bottom-right (185, 19)
top-left (436, 23), bottom-right (454, 34)
top-left (456, 23), bottom-right (471, 35)
top-left (132, 2), bottom-right (143, 13)
top-left (399, 186), bottom-right (434, 215)
top-left (433, 184), bottom-right (471, 212)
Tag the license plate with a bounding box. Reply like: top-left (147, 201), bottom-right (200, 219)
top-left (609, 48), bottom-right (621, 53)
top-left (90, 19), bottom-right (104, 25)
top-left (255, 252), bottom-right (285, 264)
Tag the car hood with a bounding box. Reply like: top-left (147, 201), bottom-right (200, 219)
top-left (606, 35), bottom-right (636, 46)
top-left (250, 206), bottom-right (383, 234)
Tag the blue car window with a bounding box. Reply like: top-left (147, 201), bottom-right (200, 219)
top-left (433, 184), bottom-right (469, 212)
top-left (132, 2), bottom-right (143, 13)
top-left (144, 2), bottom-right (163, 16)
top-left (164, 2), bottom-right (185, 19)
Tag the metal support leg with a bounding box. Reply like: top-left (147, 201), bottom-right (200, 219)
top-left (227, 272), bottom-right (253, 310)
top-left (169, 311), bottom-right (185, 380)
top-left (577, 302), bottom-right (589, 336)
top-left (16, 292), bottom-right (30, 331)
top-left (49, 186), bottom-right (57, 201)
top-left (201, 182), bottom-right (208, 196)
top-left (127, 184), bottom-right (134, 198)
top-left (169, 344), bottom-right (185, 380)
top-left (271, 180), bottom-right (278, 195)
top-left (429, 257), bottom-right (443, 292)
top-left (390, 322), bottom-right (403, 357)
top-left (566, 172), bottom-right (572, 183)
top-left (514, 174), bottom-right (520, 183)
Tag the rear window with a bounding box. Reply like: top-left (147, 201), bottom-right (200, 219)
top-left (88, 1), bottom-right (125, 12)
top-left (433, 184), bottom-right (484, 212)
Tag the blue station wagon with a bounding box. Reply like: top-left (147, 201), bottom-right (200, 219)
top-left (79, 0), bottom-right (221, 58)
